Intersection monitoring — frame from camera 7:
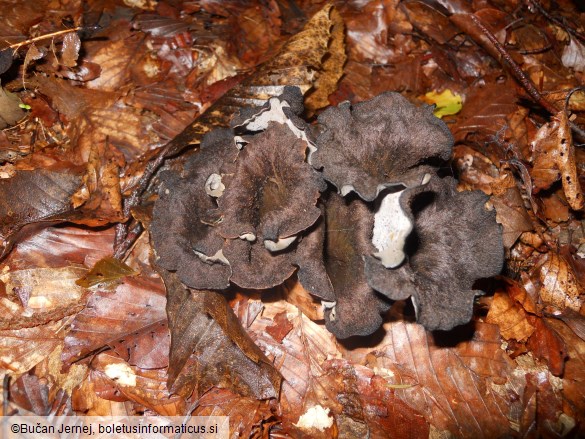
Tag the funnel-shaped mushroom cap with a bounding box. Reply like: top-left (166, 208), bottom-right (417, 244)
top-left (366, 176), bottom-right (504, 331)
top-left (312, 92), bottom-right (453, 201)
top-left (323, 193), bottom-right (391, 339)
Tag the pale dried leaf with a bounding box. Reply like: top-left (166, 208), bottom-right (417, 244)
top-left (486, 292), bottom-right (535, 341)
top-left (535, 253), bottom-right (583, 312)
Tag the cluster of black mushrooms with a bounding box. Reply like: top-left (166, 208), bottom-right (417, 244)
top-left (151, 87), bottom-right (504, 339)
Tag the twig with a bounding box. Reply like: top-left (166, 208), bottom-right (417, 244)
top-left (527, 0), bottom-right (585, 46)
top-left (113, 221), bottom-right (144, 260)
top-left (468, 14), bottom-right (585, 143)
top-left (1, 27), bottom-right (82, 53)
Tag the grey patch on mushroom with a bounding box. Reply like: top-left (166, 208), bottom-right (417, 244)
top-left (239, 233), bottom-right (256, 242)
top-left (194, 248), bottom-right (230, 266)
top-left (205, 173), bottom-right (225, 197)
top-left (264, 235), bottom-right (297, 252)
top-left (372, 188), bottom-right (412, 268)
top-left (232, 86), bottom-right (318, 160)
top-left (372, 174), bottom-right (432, 268)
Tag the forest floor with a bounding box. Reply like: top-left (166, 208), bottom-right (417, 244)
top-left (0, 0), bottom-right (584, 438)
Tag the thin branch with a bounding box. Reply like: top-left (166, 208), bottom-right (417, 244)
top-left (113, 220), bottom-right (144, 260)
top-left (467, 14), bottom-right (585, 143)
top-left (1, 27), bottom-right (82, 53)
top-left (527, 0), bottom-right (585, 46)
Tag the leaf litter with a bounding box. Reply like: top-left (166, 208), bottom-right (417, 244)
top-left (0, 0), bottom-right (585, 437)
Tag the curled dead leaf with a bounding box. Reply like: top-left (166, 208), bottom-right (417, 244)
top-left (533, 252), bottom-right (583, 313)
top-left (531, 111), bottom-right (584, 211)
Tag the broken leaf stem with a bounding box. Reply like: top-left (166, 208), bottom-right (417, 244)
top-left (467, 14), bottom-right (585, 143)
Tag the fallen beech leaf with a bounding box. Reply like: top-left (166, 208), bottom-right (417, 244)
top-left (450, 80), bottom-right (518, 144)
top-left (422, 89), bottom-right (463, 118)
top-left (75, 256), bottom-right (136, 288)
top-left (526, 316), bottom-right (567, 377)
top-left (533, 252), bottom-right (583, 312)
top-left (357, 321), bottom-right (517, 438)
top-left (280, 278), bottom-right (325, 321)
top-left (491, 186), bottom-right (533, 249)
top-left (162, 270), bottom-right (281, 400)
top-left (71, 140), bottom-right (125, 226)
top-left (246, 299), bottom-right (429, 438)
top-left (266, 311), bottom-right (294, 343)
top-left (92, 352), bottom-right (185, 417)
top-left (1, 225), bottom-right (114, 271)
top-left (62, 275), bottom-right (167, 366)
top-left (9, 372), bottom-right (71, 416)
top-left (486, 291), bottom-right (535, 342)
top-left (0, 318), bottom-right (68, 374)
top-left (0, 168), bottom-right (84, 260)
top-left (545, 318), bottom-right (585, 435)
top-left (531, 111), bottom-right (584, 211)
top-left (0, 86), bottom-right (25, 129)
top-left (193, 388), bottom-right (276, 438)
top-left (60, 32), bottom-right (81, 68)
top-left (0, 266), bottom-right (87, 330)
top-left (304, 7), bottom-right (346, 113)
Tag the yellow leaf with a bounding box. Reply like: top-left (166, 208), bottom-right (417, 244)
top-left (422, 89), bottom-right (463, 118)
top-left (76, 256), bottom-right (137, 287)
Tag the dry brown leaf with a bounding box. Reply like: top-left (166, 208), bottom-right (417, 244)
top-left (0, 168), bottom-right (84, 259)
top-left (526, 316), bottom-right (567, 377)
top-left (304, 7), bottom-right (346, 113)
top-left (8, 372), bottom-right (71, 416)
top-left (0, 266), bottom-right (87, 330)
top-left (71, 140), bottom-right (125, 225)
top-left (546, 318), bottom-right (585, 436)
top-left (531, 111), bottom-right (584, 211)
top-left (245, 300), bottom-right (341, 430)
top-left (280, 278), bottom-right (324, 321)
top-left (162, 270), bottom-right (281, 400)
top-left (533, 252), bottom-right (583, 313)
top-left (1, 225), bottom-right (114, 271)
top-left (62, 275), bottom-right (167, 366)
top-left (75, 256), bottom-right (136, 288)
top-left (60, 32), bottom-right (81, 68)
top-left (245, 299), bottom-right (429, 437)
top-left (352, 321), bottom-right (518, 438)
top-left (451, 80), bottom-right (518, 143)
top-left (193, 388), bottom-right (276, 438)
top-left (85, 34), bottom-right (141, 92)
top-left (0, 318), bottom-right (68, 374)
top-left (486, 291), bottom-right (535, 342)
top-left (0, 86), bottom-right (25, 129)
top-left (491, 186), bottom-right (534, 249)
top-left (91, 352), bottom-right (185, 417)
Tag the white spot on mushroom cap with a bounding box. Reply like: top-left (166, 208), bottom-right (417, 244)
top-left (372, 174), bottom-right (431, 268)
top-left (235, 96), bottom-right (317, 160)
top-left (239, 233), bottom-right (256, 242)
top-left (264, 235), bottom-right (296, 252)
top-left (194, 248), bottom-right (230, 266)
top-left (205, 173), bottom-right (225, 197)
top-left (372, 189), bottom-right (412, 268)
